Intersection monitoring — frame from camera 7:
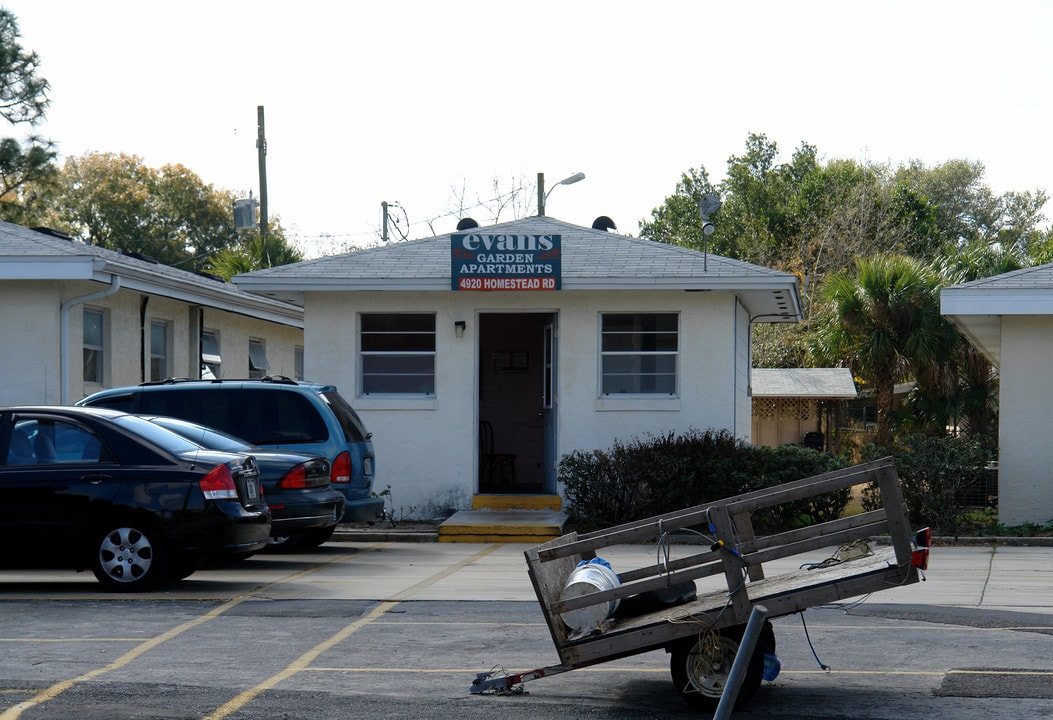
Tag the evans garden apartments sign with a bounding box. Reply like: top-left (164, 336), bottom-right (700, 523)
top-left (451, 233), bottom-right (561, 291)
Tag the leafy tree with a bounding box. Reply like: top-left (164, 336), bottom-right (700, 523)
top-left (0, 9), bottom-right (58, 222)
top-left (643, 134), bottom-right (1051, 381)
top-left (39, 152), bottom-right (241, 272)
top-left (638, 166), bottom-right (720, 250)
top-left (717, 133), bottom-right (817, 268)
top-left (892, 159), bottom-right (1048, 256)
top-left (640, 134), bottom-right (819, 268)
top-left (811, 255), bottom-right (943, 446)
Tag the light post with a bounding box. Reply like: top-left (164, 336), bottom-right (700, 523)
top-left (699, 193), bottom-right (721, 272)
top-left (537, 171), bottom-right (585, 215)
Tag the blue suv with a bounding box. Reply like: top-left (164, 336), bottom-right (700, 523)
top-left (78, 377), bottom-right (383, 524)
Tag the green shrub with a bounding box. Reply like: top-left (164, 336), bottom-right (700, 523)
top-left (559, 429), bottom-right (850, 533)
top-left (859, 434), bottom-right (995, 534)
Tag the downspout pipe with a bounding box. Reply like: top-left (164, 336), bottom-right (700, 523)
top-left (60, 275), bottom-right (122, 404)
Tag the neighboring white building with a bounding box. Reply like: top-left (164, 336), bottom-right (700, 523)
top-left (942, 263), bottom-right (1053, 525)
top-left (235, 216), bottom-right (802, 517)
top-left (0, 222), bottom-right (304, 406)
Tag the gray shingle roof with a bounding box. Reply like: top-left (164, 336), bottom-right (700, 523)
top-left (0, 221), bottom-right (303, 326)
top-left (751, 368), bottom-right (858, 398)
top-left (940, 261), bottom-right (1053, 367)
top-left (235, 216), bottom-right (802, 321)
top-left (948, 262), bottom-right (1053, 290)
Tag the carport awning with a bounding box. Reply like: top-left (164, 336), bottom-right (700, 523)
top-left (752, 368), bottom-right (857, 398)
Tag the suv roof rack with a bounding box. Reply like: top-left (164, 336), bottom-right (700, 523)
top-left (138, 375), bottom-right (299, 387)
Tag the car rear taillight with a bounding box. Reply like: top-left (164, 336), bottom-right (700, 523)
top-left (200, 464), bottom-right (239, 500)
top-left (912, 527), bottom-right (931, 570)
top-left (332, 451), bottom-right (352, 484)
top-left (278, 464), bottom-right (309, 490)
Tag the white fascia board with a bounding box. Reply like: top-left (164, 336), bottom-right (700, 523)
top-left (941, 287), bottom-right (1053, 316)
top-left (0, 256), bottom-right (99, 280)
top-left (100, 264), bottom-right (303, 327)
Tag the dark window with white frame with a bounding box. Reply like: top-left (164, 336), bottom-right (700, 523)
top-left (82, 307), bottom-right (105, 384)
top-left (360, 313), bottom-right (436, 394)
top-left (150, 320), bottom-right (170, 381)
top-left (600, 313), bottom-right (678, 395)
top-left (248, 338), bottom-right (270, 379)
top-left (201, 329), bottom-right (221, 379)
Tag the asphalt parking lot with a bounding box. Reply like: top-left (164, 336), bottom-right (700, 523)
top-left (1, 541), bottom-right (1051, 720)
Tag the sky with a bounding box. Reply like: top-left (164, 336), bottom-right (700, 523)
top-left (8, 1), bottom-right (1053, 258)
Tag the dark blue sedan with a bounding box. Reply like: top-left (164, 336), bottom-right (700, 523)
top-left (141, 415), bottom-right (345, 551)
top-left (0, 406), bottom-right (271, 591)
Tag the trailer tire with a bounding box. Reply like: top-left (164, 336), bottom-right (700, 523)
top-left (669, 621), bottom-right (774, 711)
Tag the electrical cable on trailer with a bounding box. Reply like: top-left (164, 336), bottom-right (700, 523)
top-left (799, 612), bottom-right (831, 672)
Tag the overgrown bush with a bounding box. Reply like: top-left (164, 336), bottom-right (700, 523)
top-left (859, 434), bottom-right (995, 534)
top-left (559, 428), bottom-right (850, 533)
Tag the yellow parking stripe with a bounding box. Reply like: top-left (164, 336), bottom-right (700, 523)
top-left (0, 544), bottom-right (388, 720)
top-left (203, 543), bottom-right (504, 720)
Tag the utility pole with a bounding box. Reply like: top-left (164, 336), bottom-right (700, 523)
top-left (256, 105), bottom-right (268, 243)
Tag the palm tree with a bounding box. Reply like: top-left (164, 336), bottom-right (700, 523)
top-left (812, 255), bottom-right (943, 446)
top-left (911, 240), bottom-right (1026, 445)
top-left (209, 229), bottom-right (304, 281)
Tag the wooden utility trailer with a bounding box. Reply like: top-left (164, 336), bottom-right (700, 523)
top-left (470, 457), bottom-right (928, 710)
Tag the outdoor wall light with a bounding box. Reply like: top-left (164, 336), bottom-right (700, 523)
top-left (454, 320), bottom-right (466, 338)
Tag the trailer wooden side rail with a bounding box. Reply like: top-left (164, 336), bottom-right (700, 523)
top-left (472, 457), bottom-right (926, 709)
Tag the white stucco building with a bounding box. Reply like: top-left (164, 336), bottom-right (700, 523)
top-left (942, 263), bottom-right (1053, 525)
top-left (0, 222), bottom-right (304, 406)
top-left (235, 216), bottom-right (802, 517)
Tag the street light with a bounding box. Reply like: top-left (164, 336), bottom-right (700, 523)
top-left (537, 171), bottom-right (585, 215)
top-left (699, 193), bottom-right (721, 272)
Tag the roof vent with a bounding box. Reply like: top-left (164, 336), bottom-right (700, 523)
top-left (592, 216), bottom-right (617, 232)
top-left (123, 250), bottom-right (159, 264)
top-left (31, 227), bottom-right (74, 241)
top-left (456, 217), bottom-right (479, 231)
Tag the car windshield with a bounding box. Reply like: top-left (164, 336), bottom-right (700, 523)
top-left (146, 416), bottom-right (253, 453)
top-left (110, 415), bottom-right (204, 454)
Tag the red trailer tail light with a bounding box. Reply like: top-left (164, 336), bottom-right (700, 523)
top-left (912, 527), bottom-right (931, 570)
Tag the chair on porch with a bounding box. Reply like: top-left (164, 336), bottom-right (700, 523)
top-left (479, 420), bottom-right (516, 489)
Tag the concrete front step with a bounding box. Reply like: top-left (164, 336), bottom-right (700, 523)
top-left (438, 508), bottom-right (568, 543)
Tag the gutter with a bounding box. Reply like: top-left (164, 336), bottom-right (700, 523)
top-left (60, 274), bottom-right (121, 404)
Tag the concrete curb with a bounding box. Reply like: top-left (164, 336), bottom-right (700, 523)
top-left (333, 523), bottom-right (439, 543)
top-left (331, 524), bottom-right (1053, 547)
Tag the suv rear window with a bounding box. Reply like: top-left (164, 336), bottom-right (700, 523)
top-left (319, 391), bottom-right (370, 443)
top-left (138, 388), bottom-right (329, 446)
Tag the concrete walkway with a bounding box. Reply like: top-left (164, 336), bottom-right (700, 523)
top-left (317, 536), bottom-right (1053, 614)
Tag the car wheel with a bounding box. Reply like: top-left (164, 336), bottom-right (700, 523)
top-left (669, 622), bottom-right (769, 711)
top-left (92, 523), bottom-right (166, 592)
top-left (262, 534), bottom-right (303, 553)
top-left (299, 526), bottom-right (336, 549)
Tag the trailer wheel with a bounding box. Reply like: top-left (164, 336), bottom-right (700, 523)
top-left (669, 622), bottom-right (773, 711)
